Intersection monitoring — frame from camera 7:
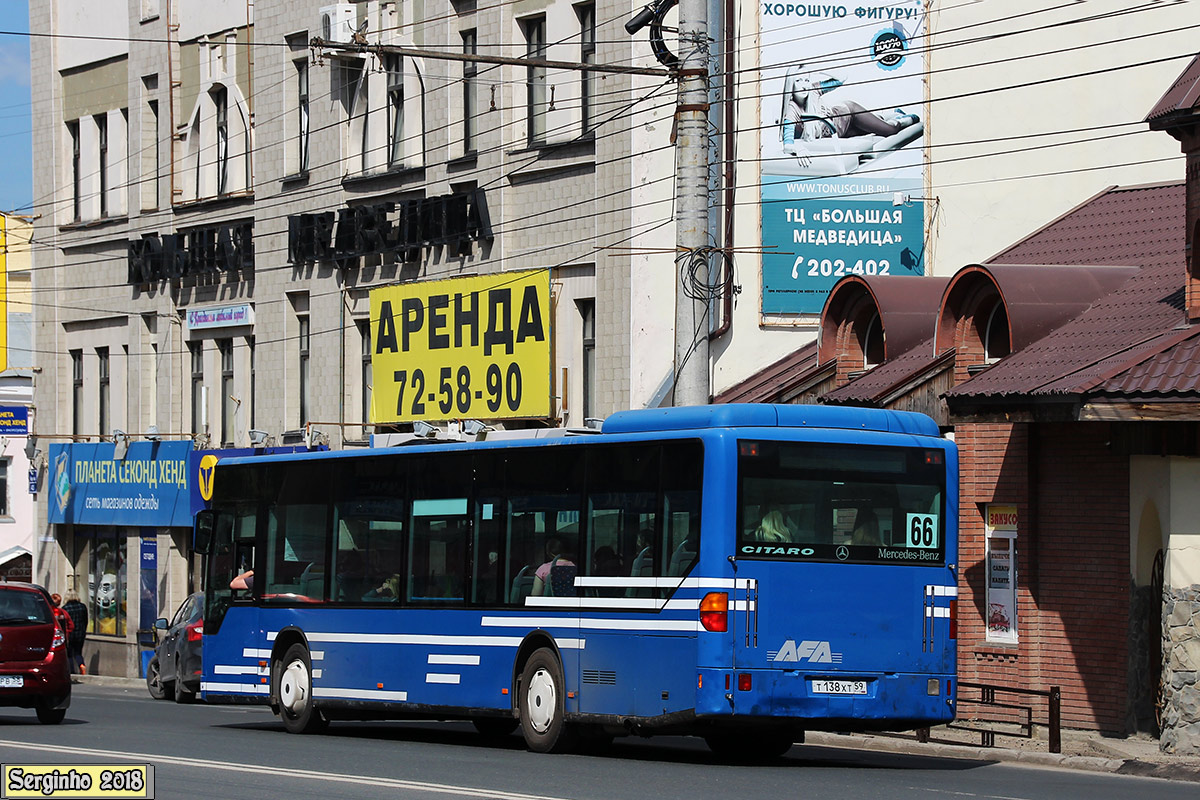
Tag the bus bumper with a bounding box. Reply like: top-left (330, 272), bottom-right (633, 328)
top-left (695, 667), bottom-right (955, 728)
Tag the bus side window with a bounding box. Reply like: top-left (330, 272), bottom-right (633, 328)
top-left (504, 447), bottom-right (584, 605)
top-left (407, 453), bottom-right (470, 604)
top-left (663, 441), bottom-right (702, 578)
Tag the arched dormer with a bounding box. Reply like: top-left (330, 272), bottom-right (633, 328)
top-left (937, 264), bottom-right (1139, 384)
top-left (820, 275), bottom-right (950, 387)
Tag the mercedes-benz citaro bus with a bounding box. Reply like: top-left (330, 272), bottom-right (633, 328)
top-left (196, 404), bottom-right (957, 758)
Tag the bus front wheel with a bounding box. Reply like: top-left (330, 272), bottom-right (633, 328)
top-left (518, 648), bottom-right (576, 753)
top-left (274, 643), bottom-right (328, 734)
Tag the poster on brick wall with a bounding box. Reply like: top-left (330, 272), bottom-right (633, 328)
top-left (760, 1), bottom-right (928, 315)
top-left (985, 504), bottom-right (1018, 643)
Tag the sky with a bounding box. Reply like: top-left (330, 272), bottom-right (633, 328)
top-left (0, 2), bottom-right (32, 214)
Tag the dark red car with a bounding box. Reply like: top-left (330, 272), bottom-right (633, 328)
top-left (0, 582), bottom-right (72, 724)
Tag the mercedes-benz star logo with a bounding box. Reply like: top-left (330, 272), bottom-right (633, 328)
top-left (836, 545), bottom-right (850, 561)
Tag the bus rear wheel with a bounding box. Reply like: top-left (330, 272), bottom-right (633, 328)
top-left (518, 648), bottom-right (576, 753)
top-left (274, 643), bottom-right (328, 734)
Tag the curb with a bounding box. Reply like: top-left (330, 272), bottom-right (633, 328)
top-left (805, 732), bottom-right (1200, 782)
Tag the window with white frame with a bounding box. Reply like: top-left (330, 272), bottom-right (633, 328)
top-left (386, 54), bottom-right (404, 167)
top-left (299, 315), bottom-right (311, 428)
top-left (67, 121), bottom-right (81, 221)
top-left (297, 59), bottom-right (310, 172)
top-left (523, 17), bottom-right (547, 145)
top-left (359, 319), bottom-right (372, 430)
top-left (97, 347), bottom-right (110, 436)
top-left (462, 30), bottom-right (477, 153)
top-left (95, 114), bottom-right (108, 217)
top-left (190, 342), bottom-right (204, 434)
top-left (219, 339), bottom-right (234, 446)
top-left (71, 350), bottom-right (83, 436)
top-left (578, 3), bottom-right (595, 135)
top-left (179, 42), bottom-right (252, 204)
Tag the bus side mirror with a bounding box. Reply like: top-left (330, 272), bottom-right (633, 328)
top-left (194, 510), bottom-right (215, 555)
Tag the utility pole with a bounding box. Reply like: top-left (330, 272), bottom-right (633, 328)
top-left (672, 0), bottom-right (711, 407)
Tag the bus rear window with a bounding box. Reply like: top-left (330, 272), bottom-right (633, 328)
top-left (738, 440), bottom-right (946, 565)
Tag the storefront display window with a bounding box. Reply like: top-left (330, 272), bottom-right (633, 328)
top-left (985, 504), bottom-right (1018, 644)
top-left (88, 528), bottom-right (127, 636)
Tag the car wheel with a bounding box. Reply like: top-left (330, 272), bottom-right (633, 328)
top-left (145, 656), bottom-right (167, 700)
top-left (518, 647), bottom-right (576, 753)
top-left (174, 669), bottom-right (196, 704)
top-left (274, 643), bottom-right (328, 734)
top-left (36, 703), bottom-right (67, 725)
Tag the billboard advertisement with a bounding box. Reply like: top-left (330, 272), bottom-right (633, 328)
top-left (760, 2), bottom-right (928, 315)
top-left (370, 269), bottom-right (552, 423)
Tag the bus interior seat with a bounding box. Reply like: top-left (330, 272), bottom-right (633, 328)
top-left (667, 540), bottom-right (697, 576)
top-left (626, 548), bottom-right (655, 597)
top-left (509, 565), bottom-right (535, 604)
top-left (547, 563), bottom-right (577, 597)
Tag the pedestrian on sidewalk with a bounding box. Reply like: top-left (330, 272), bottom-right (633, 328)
top-left (62, 590), bottom-right (89, 674)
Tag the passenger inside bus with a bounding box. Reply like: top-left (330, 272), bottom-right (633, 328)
top-left (851, 509), bottom-right (882, 546)
top-left (755, 510), bottom-right (793, 543)
top-left (532, 537), bottom-right (576, 597)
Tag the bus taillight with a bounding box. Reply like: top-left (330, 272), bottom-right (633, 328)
top-left (700, 592), bottom-right (728, 632)
top-left (948, 600), bottom-right (957, 639)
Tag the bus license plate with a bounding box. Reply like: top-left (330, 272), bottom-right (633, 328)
top-left (0, 676), bottom-right (23, 688)
top-left (811, 679), bottom-right (866, 695)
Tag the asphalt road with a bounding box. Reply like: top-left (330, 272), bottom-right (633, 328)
top-left (0, 684), bottom-right (1194, 800)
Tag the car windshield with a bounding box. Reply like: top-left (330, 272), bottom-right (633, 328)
top-left (0, 589), bottom-right (53, 625)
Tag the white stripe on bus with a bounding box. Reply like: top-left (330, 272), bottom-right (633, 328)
top-left (428, 654), bottom-right (481, 666)
top-left (272, 631), bottom-right (586, 650)
top-left (924, 585), bottom-right (958, 597)
top-left (924, 607), bottom-right (950, 618)
top-left (312, 686), bottom-right (409, 702)
top-left (573, 577), bottom-right (755, 590)
top-left (214, 665), bottom-right (268, 676)
top-left (242, 648), bottom-right (272, 659)
top-left (201, 681), bottom-right (268, 694)
top-left (312, 669), bottom-right (322, 678)
top-left (426, 673), bottom-right (461, 685)
top-left (480, 616), bottom-right (700, 632)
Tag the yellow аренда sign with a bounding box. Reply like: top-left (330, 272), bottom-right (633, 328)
top-left (370, 269), bottom-right (551, 423)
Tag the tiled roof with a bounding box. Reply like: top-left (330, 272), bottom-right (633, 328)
top-left (947, 183), bottom-right (1188, 401)
top-left (1146, 55), bottom-right (1200, 124)
top-left (986, 182), bottom-right (1183, 268)
top-left (822, 337), bottom-right (951, 405)
top-left (712, 341), bottom-right (822, 404)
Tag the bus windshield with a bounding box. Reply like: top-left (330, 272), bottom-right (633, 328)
top-left (738, 439), bottom-right (945, 565)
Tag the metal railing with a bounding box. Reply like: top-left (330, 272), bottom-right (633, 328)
top-left (917, 682), bottom-right (1061, 754)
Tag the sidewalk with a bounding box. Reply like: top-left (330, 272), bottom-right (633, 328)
top-left (805, 727), bottom-right (1200, 783)
top-left (75, 675), bottom-right (1200, 781)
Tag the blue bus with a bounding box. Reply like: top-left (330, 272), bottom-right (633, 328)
top-left (196, 404), bottom-right (957, 756)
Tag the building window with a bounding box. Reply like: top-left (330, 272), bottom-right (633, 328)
top-left (190, 342), bottom-right (204, 435)
top-left (88, 529), bottom-right (126, 636)
top-left (359, 319), bottom-right (372, 428)
top-left (97, 347), bottom-right (110, 436)
top-left (297, 60), bottom-right (309, 173)
top-left (578, 4), bottom-right (595, 134)
top-left (248, 336), bottom-right (256, 430)
top-left (523, 17), bottom-right (547, 145)
top-left (462, 30), bottom-right (477, 153)
top-left (578, 299), bottom-right (595, 419)
top-left (213, 86), bottom-right (229, 195)
top-left (67, 121), bottom-right (81, 221)
top-left (71, 350), bottom-right (83, 436)
top-left (0, 459), bottom-right (9, 517)
top-left (299, 315), bottom-right (310, 427)
top-left (145, 99), bottom-right (159, 210)
top-left (95, 114), bottom-right (108, 217)
top-left (386, 54), bottom-right (404, 167)
top-left (219, 339), bottom-right (234, 446)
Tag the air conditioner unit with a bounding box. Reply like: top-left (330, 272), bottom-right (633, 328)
top-left (320, 4), bottom-right (357, 45)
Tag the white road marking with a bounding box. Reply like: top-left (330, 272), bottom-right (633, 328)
top-left (0, 740), bottom-right (574, 800)
top-left (912, 788), bottom-right (1033, 800)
